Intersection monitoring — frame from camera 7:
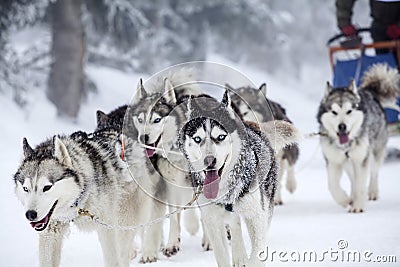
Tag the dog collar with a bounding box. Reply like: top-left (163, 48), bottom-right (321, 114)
top-left (71, 184), bottom-right (88, 208)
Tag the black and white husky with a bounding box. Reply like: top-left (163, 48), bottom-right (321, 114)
top-left (179, 90), bottom-right (299, 266)
top-left (13, 129), bottom-right (156, 266)
top-left (317, 64), bottom-right (400, 212)
top-left (230, 83), bottom-right (300, 205)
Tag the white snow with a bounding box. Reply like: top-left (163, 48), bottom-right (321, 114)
top-left (1, 55), bottom-right (399, 267)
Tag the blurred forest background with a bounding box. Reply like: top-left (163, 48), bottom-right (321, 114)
top-left (0, 0), bottom-right (369, 119)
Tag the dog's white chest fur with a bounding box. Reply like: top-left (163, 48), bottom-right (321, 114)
top-left (320, 135), bottom-right (369, 164)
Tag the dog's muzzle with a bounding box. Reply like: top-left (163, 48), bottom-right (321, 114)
top-left (337, 123), bottom-right (349, 144)
top-left (28, 200), bottom-right (58, 231)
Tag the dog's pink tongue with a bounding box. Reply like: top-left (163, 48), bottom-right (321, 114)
top-left (30, 215), bottom-right (49, 229)
top-left (204, 170), bottom-right (220, 199)
top-left (146, 144), bottom-right (155, 157)
top-left (338, 133), bottom-right (349, 144)
top-left (146, 148), bottom-right (155, 157)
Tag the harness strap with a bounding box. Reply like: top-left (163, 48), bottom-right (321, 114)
top-left (77, 184), bottom-right (203, 231)
top-left (71, 184), bottom-right (88, 208)
top-left (120, 139), bottom-right (125, 160)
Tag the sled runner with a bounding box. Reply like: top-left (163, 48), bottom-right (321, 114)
top-left (327, 28), bottom-right (400, 136)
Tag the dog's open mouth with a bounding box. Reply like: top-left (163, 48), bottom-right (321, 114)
top-left (30, 200), bottom-right (58, 232)
top-left (203, 165), bottom-right (224, 199)
top-left (337, 132), bottom-right (350, 144)
top-left (145, 136), bottom-right (161, 157)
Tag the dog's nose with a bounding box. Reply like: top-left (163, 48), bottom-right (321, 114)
top-left (204, 156), bottom-right (216, 168)
top-left (25, 210), bottom-right (37, 221)
top-left (338, 123), bottom-right (347, 133)
top-left (140, 134), bottom-right (149, 144)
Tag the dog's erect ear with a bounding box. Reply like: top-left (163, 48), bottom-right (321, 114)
top-left (221, 89), bottom-right (235, 119)
top-left (221, 89), bottom-right (232, 108)
top-left (225, 83), bottom-right (235, 91)
top-left (348, 80), bottom-right (360, 98)
top-left (185, 95), bottom-right (203, 120)
top-left (96, 110), bottom-right (108, 128)
top-left (163, 78), bottom-right (177, 105)
top-left (22, 138), bottom-right (34, 158)
top-left (259, 83), bottom-right (267, 96)
top-left (132, 79), bottom-right (147, 105)
top-left (53, 136), bottom-right (72, 167)
top-left (324, 81), bottom-right (333, 98)
top-left (185, 96), bottom-right (193, 119)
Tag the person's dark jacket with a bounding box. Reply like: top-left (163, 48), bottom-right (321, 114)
top-left (336, 0), bottom-right (400, 29)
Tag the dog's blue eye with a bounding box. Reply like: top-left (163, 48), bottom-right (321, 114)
top-left (217, 134), bottom-right (227, 141)
top-left (138, 118), bottom-right (144, 123)
top-left (23, 186), bottom-right (29, 192)
top-left (43, 185), bottom-right (52, 192)
top-left (346, 110), bottom-right (352, 115)
top-left (332, 111), bottom-right (338, 116)
top-left (153, 118), bottom-right (161, 123)
top-left (193, 136), bottom-right (202, 143)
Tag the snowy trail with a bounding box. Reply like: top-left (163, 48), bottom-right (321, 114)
top-left (1, 61), bottom-right (399, 267)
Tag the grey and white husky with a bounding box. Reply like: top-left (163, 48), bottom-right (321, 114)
top-left (97, 73), bottom-right (205, 260)
top-left (13, 129), bottom-right (157, 266)
top-left (179, 91), bottom-right (299, 267)
top-left (317, 64), bottom-right (400, 213)
top-left (230, 84), bottom-right (299, 205)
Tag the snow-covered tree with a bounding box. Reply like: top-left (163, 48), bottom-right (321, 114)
top-left (1, 0), bottom-right (88, 118)
top-left (0, 0), bottom-right (51, 107)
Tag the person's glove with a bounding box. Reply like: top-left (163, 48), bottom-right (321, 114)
top-left (386, 24), bottom-right (400, 40)
top-left (341, 25), bottom-right (357, 36)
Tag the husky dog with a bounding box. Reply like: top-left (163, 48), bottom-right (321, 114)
top-left (96, 105), bottom-right (128, 132)
top-left (98, 74), bottom-right (204, 260)
top-left (230, 84), bottom-right (299, 205)
top-left (317, 64), bottom-right (400, 213)
top-left (179, 91), bottom-right (299, 266)
top-left (130, 78), bottom-right (204, 257)
top-left (13, 128), bottom-right (158, 266)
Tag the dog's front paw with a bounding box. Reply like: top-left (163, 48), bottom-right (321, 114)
top-left (348, 194), bottom-right (366, 213)
top-left (202, 235), bottom-right (213, 251)
top-left (139, 254), bottom-right (158, 264)
top-left (232, 251), bottom-right (247, 267)
top-left (286, 179), bottom-right (297, 193)
top-left (368, 190), bottom-right (378, 201)
top-left (232, 258), bottom-right (247, 267)
top-left (162, 244), bottom-right (180, 257)
top-left (274, 194), bottom-right (283, 205)
top-left (348, 200), bottom-right (365, 213)
top-left (348, 206), bottom-right (364, 213)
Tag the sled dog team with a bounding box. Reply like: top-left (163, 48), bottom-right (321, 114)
top-left (13, 63), bottom-right (399, 266)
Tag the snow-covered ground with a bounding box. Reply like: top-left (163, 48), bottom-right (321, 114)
top-left (0, 55), bottom-right (399, 267)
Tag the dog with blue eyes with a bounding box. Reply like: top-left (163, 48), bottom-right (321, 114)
top-left (179, 90), bottom-right (299, 267)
